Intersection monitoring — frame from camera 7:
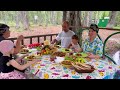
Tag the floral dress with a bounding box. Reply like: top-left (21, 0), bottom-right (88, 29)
top-left (82, 36), bottom-right (103, 57)
top-left (0, 56), bottom-right (26, 79)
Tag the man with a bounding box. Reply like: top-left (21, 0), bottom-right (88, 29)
top-left (51, 21), bottom-right (75, 48)
top-left (0, 23), bottom-right (24, 57)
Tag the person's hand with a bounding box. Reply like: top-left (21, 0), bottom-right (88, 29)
top-left (23, 54), bottom-right (29, 57)
top-left (87, 53), bottom-right (95, 59)
top-left (21, 45), bottom-right (27, 49)
top-left (74, 48), bottom-right (82, 52)
top-left (74, 48), bottom-right (79, 52)
top-left (27, 59), bottom-right (40, 64)
top-left (17, 35), bottom-right (24, 41)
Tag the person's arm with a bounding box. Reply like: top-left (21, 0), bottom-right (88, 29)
top-left (9, 59), bottom-right (38, 70)
top-left (51, 39), bottom-right (58, 44)
top-left (15, 54), bottom-right (28, 62)
top-left (74, 43), bottom-right (83, 52)
top-left (88, 41), bottom-right (103, 59)
top-left (76, 48), bottom-right (83, 52)
top-left (87, 53), bottom-right (100, 59)
top-left (51, 33), bottom-right (61, 44)
top-left (67, 43), bottom-right (72, 48)
top-left (14, 35), bottom-right (24, 54)
top-left (80, 39), bottom-right (88, 53)
top-left (95, 40), bottom-right (103, 58)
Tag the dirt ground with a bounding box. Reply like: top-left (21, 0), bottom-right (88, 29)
top-left (10, 26), bottom-right (120, 56)
top-left (10, 26), bottom-right (120, 43)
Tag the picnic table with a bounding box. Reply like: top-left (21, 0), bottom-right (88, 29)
top-left (18, 48), bottom-right (119, 79)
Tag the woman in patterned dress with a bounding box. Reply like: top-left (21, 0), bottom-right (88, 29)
top-left (78, 24), bottom-right (103, 59)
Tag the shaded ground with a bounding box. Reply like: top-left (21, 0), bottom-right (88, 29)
top-left (10, 25), bottom-right (62, 38)
top-left (10, 25), bottom-right (62, 45)
top-left (10, 26), bottom-right (120, 57)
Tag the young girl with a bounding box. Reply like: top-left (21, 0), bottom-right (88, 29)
top-left (68, 35), bottom-right (81, 52)
top-left (0, 40), bottom-right (38, 79)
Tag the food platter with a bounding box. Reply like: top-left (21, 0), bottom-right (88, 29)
top-left (61, 60), bottom-right (73, 68)
top-left (52, 51), bottom-right (66, 57)
top-left (60, 48), bottom-right (72, 53)
top-left (64, 55), bottom-right (87, 63)
top-left (20, 48), bottom-right (30, 54)
top-left (40, 45), bottom-right (58, 55)
top-left (71, 62), bottom-right (95, 73)
top-left (24, 54), bottom-right (41, 61)
top-left (54, 45), bottom-right (61, 48)
top-left (75, 52), bottom-right (88, 58)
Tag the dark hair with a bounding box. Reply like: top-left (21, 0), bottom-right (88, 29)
top-left (90, 24), bottom-right (99, 33)
top-left (0, 23), bottom-right (10, 36)
top-left (72, 35), bottom-right (79, 40)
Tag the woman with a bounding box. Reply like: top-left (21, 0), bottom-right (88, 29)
top-left (0, 23), bottom-right (24, 57)
top-left (0, 23), bottom-right (26, 73)
top-left (79, 24), bottom-right (103, 59)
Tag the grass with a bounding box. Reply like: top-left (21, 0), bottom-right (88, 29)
top-left (98, 26), bottom-right (120, 30)
top-left (113, 26), bottom-right (120, 30)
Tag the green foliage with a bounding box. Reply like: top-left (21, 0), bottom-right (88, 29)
top-left (1, 11), bottom-right (120, 30)
top-left (101, 12), bottom-right (106, 19)
top-left (115, 11), bottom-right (120, 27)
top-left (113, 26), bottom-right (120, 29)
top-left (99, 11), bottom-right (110, 19)
top-left (0, 11), bottom-right (63, 27)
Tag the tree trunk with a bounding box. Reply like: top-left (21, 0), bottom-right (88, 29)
top-left (53, 11), bottom-right (56, 25)
top-left (63, 11), bottom-right (67, 22)
top-left (106, 11), bottom-right (118, 28)
top-left (83, 11), bottom-right (88, 27)
top-left (67, 11), bottom-right (82, 46)
top-left (75, 11), bottom-right (82, 46)
top-left (94, 11), bottom-right (96, 24)
top-left (2, 11), bottom-right (7, 24)
top-left (51, 11), bottom-right (57, 25)
top-left (82, 11), bottom-right (93, 27)
top-left (68, 11), bottom-right (76, 31)
top-left (38, 11), bottom-right (43, 26)
top-left (96, 11), bottom-right (100, 24)
top-left (20, 11), bottom-right (30, 30)
top-left (50, 11), bottom-right (54, 25)
top-left (15, 11), bottom-right (20, 29)
top-left (88, 11), bottom-right (93, 26)
top-left (45, 11), bottom-right (48, 27)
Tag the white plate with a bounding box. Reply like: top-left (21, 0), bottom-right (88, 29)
top-left (55, 57), bottom-right (65, 63)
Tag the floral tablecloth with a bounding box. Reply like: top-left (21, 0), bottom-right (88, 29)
top-left (28, 55), bottom-right (119, 79)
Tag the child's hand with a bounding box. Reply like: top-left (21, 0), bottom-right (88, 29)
top-left (74, 48), bottom-right (79, 52)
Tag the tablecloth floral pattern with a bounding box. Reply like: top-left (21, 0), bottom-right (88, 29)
top-left (28, 55), bottom-right (119, 79)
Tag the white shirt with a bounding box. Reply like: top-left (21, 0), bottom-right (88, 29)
top-left (34, 15), bottom-right (38, 20)
top-left (71, 42), bottom-right (80, 50)
top-left (56, 30), bottom-right (75, 48)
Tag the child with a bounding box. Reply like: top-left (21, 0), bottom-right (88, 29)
top-left (0, 40), bottom-right (38, 79)
top-left (68, 35), bottom-right (81, 52)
